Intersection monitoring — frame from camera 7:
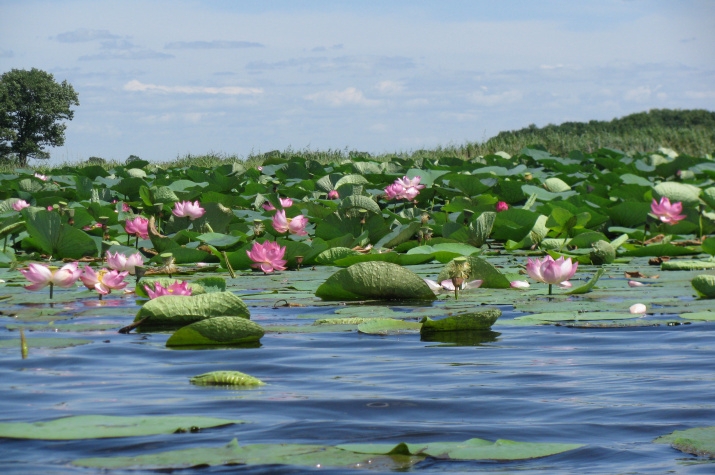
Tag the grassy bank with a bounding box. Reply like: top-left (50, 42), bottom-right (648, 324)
top-left (12, 108), bottom-right (715, 173)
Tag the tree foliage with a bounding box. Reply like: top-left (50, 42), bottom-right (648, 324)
top-left (0, 68), bottom-right (79, 166)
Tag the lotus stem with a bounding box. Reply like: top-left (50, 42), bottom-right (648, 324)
top-left (49, 282), bottom-right (54, 300)
top-left (548, 283), bottom-right (553, 295)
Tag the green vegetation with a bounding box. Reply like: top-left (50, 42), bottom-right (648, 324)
top-left (0, 68), bottom-right (79, 167)
top-left (3, 108), bottom-right (713, 173)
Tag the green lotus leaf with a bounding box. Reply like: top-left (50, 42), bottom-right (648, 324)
top-left (653, 181), bottom-right (701, 205)
top-left (136, 278), bottom-right (206, 298)
top-left (543, 177), bottom-right (571, 193)
top-left (654, 426), bottom-right (715, 458)
top-left (73, 439), bottom-right (417, 470)
top-left (135, 292), bottom-right (250, 330)
top-left (339, 436), bottom-right (584, 461)
top-left (315, 261), bottom-right (436, 301)
top-left (357, 318), bottom-right (422, 335)
top-left (166, 316), bottom-right (264, 346)
top-left (589, 241), bottom-right (616, 266)
top-left (190, 371), bottom-right (265, 387)
top-left (662, 260), bottom-right (715, 271)
top-left (420, 308), bottom-right (501, 333)
top-left (691, 274), bottom-right (715, 298)
top-left (0, 415), bottom-right (240, 440)
top-left (315, 247), bottom-right (361, 264)
top-left (0, 337), bottom-right (91, 349)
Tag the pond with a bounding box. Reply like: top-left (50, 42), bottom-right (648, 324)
top-left (1, 258), bottom-right (715, 474)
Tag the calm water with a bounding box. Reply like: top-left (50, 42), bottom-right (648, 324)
top-left (1, 296), bottom-right (714, 474)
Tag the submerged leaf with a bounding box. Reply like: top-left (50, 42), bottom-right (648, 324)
top-left (0, 415), bottom-right (240, 440)
top-left (654, 426), bottom-right (715, 458)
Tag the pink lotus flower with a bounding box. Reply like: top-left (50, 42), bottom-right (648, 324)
top-left (384, 182), bottom-right (405, 200)
top-left (247, 241), bottom-right (287, 273)
top-left (628, 280), bottom-right (645, 287)
top-left (12, 200), bottom-right (30, 211)
top-left (272, 209), bottom-right (309, 236)
top-left (424, 278), bottom-right (482, 293)
top-left (121, 202), bottom-right (131, 212)
top-left (398, 176), bottom-right (425, 200)
top-left (496, 201), bottom-right (509, 212)
top-left (34, 173), bottom-right (48, 181)
top-left (385, 176), bottom-right (425, 200)
top-left (172, 200), bottom-right (205, 220)
top-left (629, 303), bottom-right (647, 314)
top-left (651, 197), bottom-right (686, 224)
top-left (510, 280), bottom-right (530, 289)
top-left (526, 255), bottom-right (578, 294)
top-left (20, 262), bottom-right (81, 291)
top-left (80, 267), bottom-right (128, 295)
top-left (327, 190), bottom-right (339, 200)
top-left (279, 197), bottom-right (293, 208)
top-left (46, 206), bottom-right (53, 211)
top-left (106, 251), bottom-right (144, 275)
top-left (144, 281), bottom-right (192, 299)
top-left (262, 202), bottom-right (276, 211)
top-left (125, 216), bottom-right (149, 239)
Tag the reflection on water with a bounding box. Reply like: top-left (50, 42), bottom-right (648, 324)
top-left (420, 330), bottom-right (500, 346)
top-left (1, 301), bottom-right (715, 474)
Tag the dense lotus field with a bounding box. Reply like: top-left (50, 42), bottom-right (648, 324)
top-left (1, 145), bottom-right (715, 470)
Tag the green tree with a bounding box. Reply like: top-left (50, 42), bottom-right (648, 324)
top-left (0, 68), bottom-right (79, 166)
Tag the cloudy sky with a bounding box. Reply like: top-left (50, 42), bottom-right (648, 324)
top-left (1, 0), bottom-right (714, 164)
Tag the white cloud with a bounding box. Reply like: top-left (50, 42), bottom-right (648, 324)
top-left (623, 85), bottom-right (653, 102)
top-left (124, 80), bottom-right (263, 95)
top-left (304, 87), bottom-right (379, 106)
top-left (685, 90), bottom-right (715, 100)
top-left (468, 90), bottom-right (523, 106)
top-left (375, 80), bottom-right (403, 94)
top-left (164, 40), bottom-right (264, 49)
top-left (55, 28), bottom-right (120, 43)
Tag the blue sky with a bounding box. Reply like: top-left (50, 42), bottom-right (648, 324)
top-left (1, 0), bottom-right (714, 164)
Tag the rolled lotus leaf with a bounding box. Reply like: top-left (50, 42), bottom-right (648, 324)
top-left (135, 292), bottom-right (250, 330)
top-left (420, 308), bottom-right (501, 334)
top-left (166, 316), bottom-right (264, 347)
top-left (315, 261), bottom-right (436, 301)
top-left (590, 240), bottom-right (615, 265)
top-left (691, 275), bottom-right (715, 299)
top-left (190, 371), bottom-right (264, 387)
top-left (662, 260), bottom-right (715, 271)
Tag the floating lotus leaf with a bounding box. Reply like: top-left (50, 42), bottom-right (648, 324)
top-left (420, 308), bottom-right (501, 333)
top-left (681, 311), bottom-right (715, 321)
top-left (190, 371), bottom-right (265, 387)
top-left (0, 415), bottom-right (240, 440)
top-left (662, 260), bottom-right (715, 271)
top-left (74, 438), bottom-right (418, 470)
top-left (315, 261), bottom-right (436, 301)
top-left (134, 292), bottom-right (250, 330)
top-left (339, 436), bottom-right (584, 461)
top-left (654, 426), bottom-right (715, 458)
top-left (691, 275), bottom-right (715, 298)
top-left (166, 316), bottom-right (264, 347)
top-left (0, 337), bottom-right (91, 349)
top-left (357, 318), bottom-right (422, 335)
